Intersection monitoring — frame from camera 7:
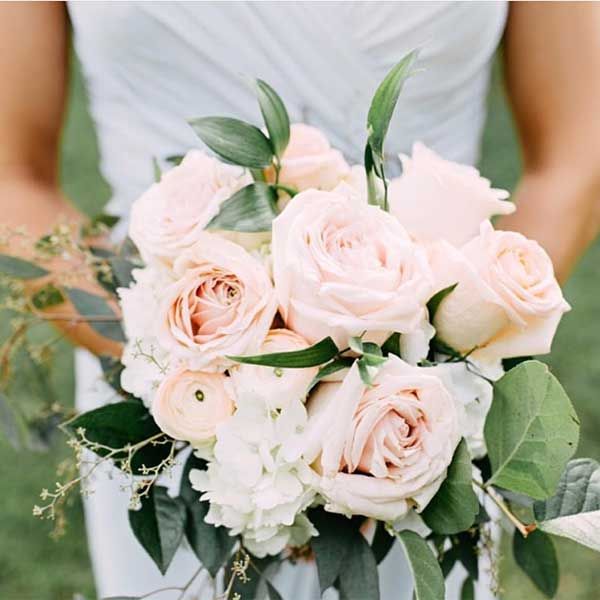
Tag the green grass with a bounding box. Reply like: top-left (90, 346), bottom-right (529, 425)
top-left (0, 56), bottom-right (599, 599)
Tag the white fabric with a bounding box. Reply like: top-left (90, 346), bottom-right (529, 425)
top-left (69, 2), bottom-right (507, 598)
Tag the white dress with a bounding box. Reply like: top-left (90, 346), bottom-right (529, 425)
top-left (67, 2), bottom-right (508, 599)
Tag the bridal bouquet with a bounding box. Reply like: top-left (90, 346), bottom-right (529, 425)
top-left (2, 50), bottom-right (598, 600)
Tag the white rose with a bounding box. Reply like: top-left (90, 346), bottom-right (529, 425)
top-left (389, 142), bottom-right (515, 246)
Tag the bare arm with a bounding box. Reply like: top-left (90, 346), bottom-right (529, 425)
top-left (0, 2), bottom-right (121, 356)
top-left (498, 2), bottom-right (600, 283)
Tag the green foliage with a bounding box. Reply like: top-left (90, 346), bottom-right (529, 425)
top-left (422, 439), bottom-right (479, 534)
top-left (349, 337), bottom-right (387, 386)
top-left (0, 254), bottom-right (49, 279)
top-left (397, 530), bottom-right (445, 600)
top-left (189, 116), bottom-right (273, 168)
top-left (381, 332), bottom-right (401, 357)
top-left (31, 283), bottom-right (65, 309)
top-left (484, 360), bottom-right (579, 499)
top-left (513, 529), bottom-right (559, 598)
top-left (65, 287), bottom-right (126, 342)
top-left (338, 533), bottom-right (380, 600)
top-left (179, 452), bottom-right (235, 577)
top-left (0, 391), bottom-right (25, 449)
top-left (427, 283), bottom-right (458, 321)
top-left (460, 576), bottom-right (475, 600)
top-left (229, 336), bottom-right (339, 368)
top-left (207, 182), bottom-right (278, 233)
top-left (128, 486), bottom-right (186, 575)
top-left (308, 356), bottom-right (354, 392)
top-left (371, 521), bottom-right (395, 564)
top-left (254, 78), bottom-right (290, 158)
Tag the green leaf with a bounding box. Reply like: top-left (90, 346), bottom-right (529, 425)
top-left (460, 577), bottom-right (475, 600)
top-left (65, 401), bottom-right (171, 473)
top-left (308, 357), bottom-right (354, 392)
top-left (484, 360), bottom-right (579, 499)
top-left (338, 533), bottom-right (380, 600)
top-left (266, 581), bottom-right (284, 600)
top-left (364, 144), bottom-right (382, 207)
top-left (513, 529), bottom-right (559, 598)
top-left (189, 116), bottom-right (273, 169)
top-left (165, 154), bottom-right (184, 166)
top-left (179, 452), bottom-right (235, 577)
top-left (0, 254), bottom-right (48, 279)
top-left (397, 530), bottom-right (445, 600)
top-left (81, 213), bottom-right (120, 237)
top-left (533, 458), bottom-right (600, 552)
top-left (371, 521), bottom-right (395, 564)
top-left (31, 283), bottom-right (65, 310)
top-left (422, 439), bottom-right (479, 534)
top-left (129, 486), bottom-right (186, 575)
top-left (0, 391), bottom-right (24, 450)
top-left (427, 283), bottom-right (458, 321)
top-left (254, 79), bottom-right (290, 158)
top-left (229, 336), bottom-right (339, 368)
top-left (381, 332), bottom-right (401, 357)
top-left (152, 156), bottom-right (162, 183)
top-left (367, 49), bottom-right (419, 157)
top-left (65, 287), bottom-right (126, 342)
top-left (207, 182), bottom-right (278, 233)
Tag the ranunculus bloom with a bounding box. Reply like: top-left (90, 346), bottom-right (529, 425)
top-left (298, 356), bottom-right (460, 521)
top-left (158, 232), bottom-right (278, 371)
top-left (266, 123), bottom-right (350, 192)
top-left (431, 220), bottom-right (570, 364)
top-left (152, 369), bottom-right (235, 446)
top-left (129, 150), bottom-right (267, 265)
top-left (272, 189), bottom-right (434, 349)
top-left (231, 328), bottom-right (318, 409)
top-left (388, 142), bottom-right (515, 246)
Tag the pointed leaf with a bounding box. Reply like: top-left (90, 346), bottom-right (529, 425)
top-left (533, 458), bottom-right (600, 552)
top-left (308, 357), bottom-right (354, 392)
top-left (0, 253), bottom-right (48, 279)
top-left (338, 533), bottom-right (380, 600)
top-left (427, 283), bottom-right (457, 321)
top-left (460, 577), bottom-right (475, 600)
top-left (189, 116), bottom-right (273, 168)
top-left (513, 529), bottom-right (559, 598)
top-left (207, 182), bottom-right (277, 233)
top-left (371, 521), bottom-right (395, 564)
top-left (422, 439), bottom-right (479, 534)
top-left (254, 79), bottom-right (290, 158)
top-left (229, 336), bottom-right (339, 368)
top-left (397, 530), bottom-right (445, 600)
top-left (484, 360), bottom-right (579, 499)
top-left (381, 332), bottom-right (401, 357)
top-left (65, 287), bottom-right (126, 342)
top-left (31, 283), bottom-right (65, 309)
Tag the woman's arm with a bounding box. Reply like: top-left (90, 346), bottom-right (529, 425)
top-left (498, 2), bottom-right (600, 283)
top-left (0, 3), bottom-right (121, 356)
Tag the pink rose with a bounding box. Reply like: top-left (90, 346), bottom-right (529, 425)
top-left (388, 143), bottom-right (515, 246)
top-left (152, 369), bottom-right (234, 446)
top-left (299, 356), bottom-right (460, 521)
top-left (158, 232), bottom-right (277, 371)
top-left (431, 220), bottom-right (570, 363)
top-left (129, 150), bottom-right (264, 265)
top-left (231, 328), bottom-right (318, 409)
top-left (266, 124), bottom-right (350, 192)
top-left (272, 189), bottom-right (434, 349)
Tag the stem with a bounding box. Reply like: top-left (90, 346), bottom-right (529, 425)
top-left (473, 479), bottom-right (534, 537)
top-left (380, 161), bottom-right (389, 212)
top-left (271, 183), bottom-right (298, 197)
top-left (32, 313), bottom-right (120, 323)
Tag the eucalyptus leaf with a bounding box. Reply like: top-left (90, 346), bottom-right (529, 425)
top-left (381, 332), bottom-right (401, 357)
top-left (460, 577), bottom-right (475, 600)
top-left (397, 530), bottom-right (445, 600)
top-left (189, 116), bottom-right (273, 168)
top-left (484, 360), bottom-right (579, 499)
top-left (129, 486), bottom-right (186, 575)
top-left (179, 452), bottom-right (235, 576)
top-left (207, 182), bottom-right (278, 233)
top-left (254, 78), bottom-right (290, 158)
top-left (367, 49), bottom-right (419, 157)
top-left (0, 391), bottom-right (24, 449)
top-left (31, 283), bottom-right (64, 310)
top-left (371, 521), bottom-right (395, 564)
top-left (513, 529), bottom-right (559, 598)
top-left (229, 336), bottom-right (339, 368)
top-left (422, 439), bottom-right (479, 534)
top-left (0, 254), bottom-right (48, 279)
top-left (533, 458), bottom-right (600, 552)
top-left (338, 533), bottom-right (380, 600)
top-left (65, 287), bottom-right (126, 342)
top-left (427, 283), bottom-right (458, 321)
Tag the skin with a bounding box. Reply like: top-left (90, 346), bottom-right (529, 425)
top-left (1, 2), bottom-right (599, 357)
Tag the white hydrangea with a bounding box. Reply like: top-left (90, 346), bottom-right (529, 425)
top-left (189, 393), bottom-right (317, 557)
top-left (118, 266), bottom-right (179, 407)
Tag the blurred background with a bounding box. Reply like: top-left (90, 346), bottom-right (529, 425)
top-left (0, 53), bottom-right (598, 600)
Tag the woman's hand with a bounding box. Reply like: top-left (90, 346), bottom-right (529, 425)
top-left (0, 3), bottom-right (121, 358)
top-left (499, 2), bottom-right (600, 283)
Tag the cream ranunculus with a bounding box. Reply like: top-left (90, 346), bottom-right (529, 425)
top-left (388, 142), bottom-right (515, 246)
top-left (152, 369), bottom-right (235, 447)
top-left (158, 232), bottom-right (278, 371)
top-left (299, 356), bottom-right (460, 522)
top-left (129, 150), bottom-right (263, 265)
top-left (266, 123), bottom-right (350, 192)
top-left (272, 189), bottom-right (434, 349)
top-left (230, 329), bottom-right (318, 410)
top-left (431, 220), bottom-right (570, 364)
